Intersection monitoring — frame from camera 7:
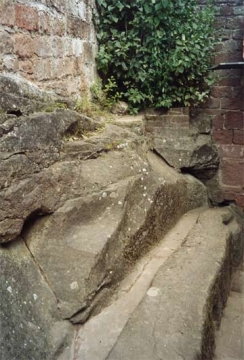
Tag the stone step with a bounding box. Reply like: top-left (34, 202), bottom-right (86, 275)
top-left (71, 206), bottom-right (243, 360)
top-left (22, 151), bottom-right (207, 324)
top-left (114, 114), bottom-right (144, 128)
top-left (63, 123), bottom-right (140, 160)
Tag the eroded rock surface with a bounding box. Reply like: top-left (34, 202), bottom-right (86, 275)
top-left (0, 83), bottom-right (210, 360)
top-left (0, 109), bottom-right (102, 243)
top-left (0, 74), bottom-right (55, 115)
top-left (104, 208), bottom-right (244, 360)
top-left (0, 239), bottom-right (74, 360)
top-left (144, 111), bottom-right (220, 205)
top-left (1, 79), bottom-right (241, 360)
top-left (22, 151), bottom-right (207, 323)
top-left (152, 129), bottom-right (219, 179)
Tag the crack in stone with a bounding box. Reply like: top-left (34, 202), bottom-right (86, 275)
top-left (181, 212), bottom-right (201, 247)
top-left (22, 236), bottom-right (61, 315)
top-left (152, 148), bottom-right (175, 169)
top-left (1, 151), bottom-right (28, 161)
top-left (174, 349), bottom-right (187, 360)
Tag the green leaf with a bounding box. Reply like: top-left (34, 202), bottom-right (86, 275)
top-left (94, 0), bottom-right (216, 110)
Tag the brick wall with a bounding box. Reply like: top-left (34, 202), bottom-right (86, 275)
top-left (145, 108), bottom-right (190, 133)
top-left (0, 0), bottom-right (97, 97)
top-left (199, 0), bottom-right (244, 208)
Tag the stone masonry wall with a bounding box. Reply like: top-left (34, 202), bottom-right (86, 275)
top-left (0, 0), bottom-right (97, 98)
top-left (199, 0), bottom-right (244, 208)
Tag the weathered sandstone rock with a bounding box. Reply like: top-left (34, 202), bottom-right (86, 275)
top-left (0, 239), bottom-right (74, 360)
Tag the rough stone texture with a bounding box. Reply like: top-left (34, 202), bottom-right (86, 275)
top-left (144, 110), bottom-right (220, 204)
top-left (0, 239), bottom-right (75, 360)
top-left (0, 74), bottom-right (56, 115)
top-left (74, 207), bottom-right (206, 360)
top-left (0, 108), bottom-right (103, 243)
top-left (0, 0), bottom-right (97, 97)
top-left (105, 208), bottom-right (244, 360)
top-left (0, 92), bottom-right (210, 358)
top-left (21, 150), bottom-right (208, 322)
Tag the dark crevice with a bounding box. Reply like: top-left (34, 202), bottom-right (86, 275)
top-left (218, 199), bottom-right (236, 207)
top-left (2, 151), bottom-right (27, 161)
top-left (18, 208), bottom-right (53, 250)
top-left (152, 149), bottom-right (175, 168)
top-left (69, 277), bottom-right (112, 325)
top-left (21, 208), bottom-right (52, 236)
top-left (6, 109), bottom-right (22, 117)
top-left (22, 238), bottom-right (62, 314)
top-left (181, 166), bottom-right (218, 181)
top-left (20, 211), bottom-right (61, 314)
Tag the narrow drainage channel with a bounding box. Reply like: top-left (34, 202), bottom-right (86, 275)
top-left (214, 259), bottom-right (244, 360)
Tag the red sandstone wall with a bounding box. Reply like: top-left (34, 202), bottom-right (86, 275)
top-left (200, 0), bottom-right (244, 208)
top-left (0, 0), bottom-right (97, 97)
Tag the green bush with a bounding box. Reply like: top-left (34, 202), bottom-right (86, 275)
top-left (94, 0), bottom-right (215, 111)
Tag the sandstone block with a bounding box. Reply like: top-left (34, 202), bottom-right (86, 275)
top-left (211, 86), bottom-right (233, 98)
top-left (52, 37), bottom-right (65, 57)
top-left (33, 59), bottom-right (52, 80)
top-left (67, 16), bottom-right (89, 38)
top-left (34, 36), bottom-right (52, 58)
top-left (226, 16), bottom-right (244, 30)
top-left (51, 58), bottom-right (64, 79)
top-left (225, 111), bottom-right (244, 130)
top-left (217, 77), bottom-right (241, 87)
top-left (64, 38), bottom-right (74, 57)
top-left (72, 38), bottom-right (83, 57)
top-left (51, 17), bottom-right (66, 36)
top-left (38, 11), bottom-right (51, 34)
top-left (213, 129), bottom-right (233, 144)
top-left (0, 31), bottom-right (14, 55)
top-left (74, 56), bottom-right (83, 75)
top-left (83, 42), bottom-right (94, 62)
top-left (233, 130), bottom-right (244, 145)
top-left (212, 114), bottom-right (225, 130)
top-left (205, 109), bottom-right (226, 116)
top-left (219, 144), bottom-right (244, 159)
top-left (232, 86), bottom-right (244, 99)
top-left (221, 159), bottom-right (244, 187)
top-left (0, 1), bottom-right (15, 27)
top-left (221, 98), bottom-right (243, 111)
top-left (19, 60), bottom-right (33, 74)
top-left (15, 4), bottom-right (38, 31)
top-left (2, 56), bottom-right (18, 72)
top-left (219, 5), bottom-right (233, 16)
top-left (13, 33), bottom-right (34, 58)
top-left (236, 194), bottom-right (244, 208)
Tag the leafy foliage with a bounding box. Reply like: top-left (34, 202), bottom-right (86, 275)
top-left (94, 0), bottom-right (215, 111)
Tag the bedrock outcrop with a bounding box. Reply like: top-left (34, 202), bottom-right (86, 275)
top-left (1, 77), bottom-right (243, 360)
